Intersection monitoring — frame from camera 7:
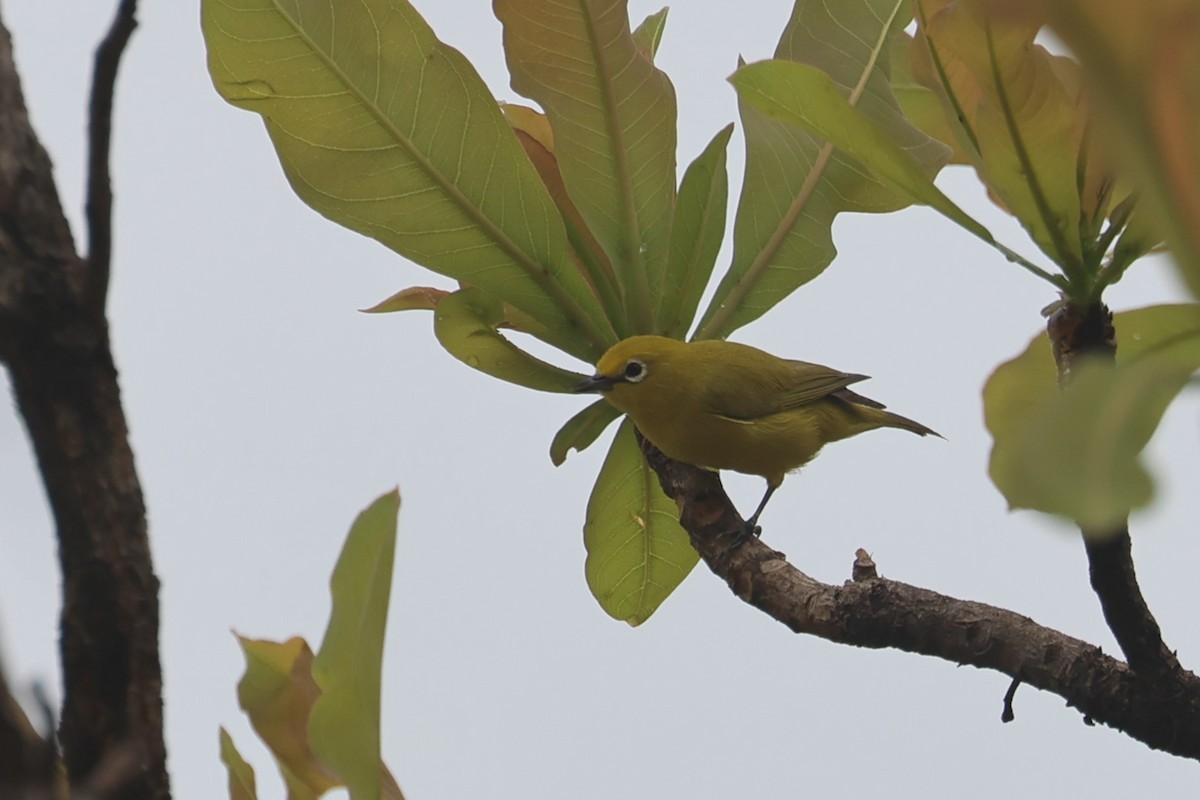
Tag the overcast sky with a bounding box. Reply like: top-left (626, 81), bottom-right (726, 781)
top-left (3, 2), bottom-right (1199, 797)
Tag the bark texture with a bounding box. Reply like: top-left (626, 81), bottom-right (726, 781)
top-left (0, 3), bottom-right (168, 797)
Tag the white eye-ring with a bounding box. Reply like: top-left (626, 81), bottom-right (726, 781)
top-left (623, 358), bottom-right (647, 383)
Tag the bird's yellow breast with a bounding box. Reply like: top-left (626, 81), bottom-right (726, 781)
top-left (607, 382), bottom-right (842, 487)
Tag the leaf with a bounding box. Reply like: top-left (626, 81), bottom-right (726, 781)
top-left (501, 103), bottom-right (627, 334)
top-left (730, 60), bottom-right (989, 242)
top-left (632, 7), bottom-right (669, 59)
top-left (660, 124), bottom-right (734, 338)
top-left (695, 0), bottom-right (951, 340)
top-left (496, 0), bottom-right (678, 334)
top-left (890, 32), bottom-right (971, 164)
top-left (310, 490), bottom-right (401, 800)
top-left (985, 304), bottom-right (1200, 530)
top-left (549, 399), bottom-right (621, 466)
top-left (1016, 0), bottom-right (1200, 299)
top-left (434, 288), bottom-right (589, 393)
top-left (202, 0), bottom-right (611, 361)
top-left (912, 0), bottom-right (1089, 277)
top-left (219, 729), bottom-right (259, 800)
top-left (584, 420), bottom-right (699, 625)
top-left (362, 286), bottom-right (451, 314)
top-left (235, 636), bottom-right (334, 800)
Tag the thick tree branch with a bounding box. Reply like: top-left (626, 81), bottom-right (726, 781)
top-left (1047, 302), bottom-right (1179, 678)
top-left (637, 432), bottom-right (1200, 761)
top-left (0, 5), bottom-right (167, 799)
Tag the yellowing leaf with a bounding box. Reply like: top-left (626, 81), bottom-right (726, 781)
top-left (219, 729), bottom-right (259, 800)
top-left (310, 490), bottom-right (401, 800)
top-left (584, 420), bottom-right (698, 625)
top-left (202, 0), bottom-right (611, 360)
top-left (890, 32), bottom-right (971, 164)
top-left (496, 0), bottom-right (677, 334)
top-left (1019, 0), bottom-right (1200, 299)
top-left (913, 0), bottom-right (1088, 274)
top-left (362, 286), bottom-right (451, 314)
top-left (985, 304), bottom-right (1200, 530)
top-left (235, 636), bottom-right (336, 800)
top-left (502, 103), bottom-right (626, 334)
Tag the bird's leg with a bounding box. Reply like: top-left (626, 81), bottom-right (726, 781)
top-left (724, 483), bottom-right (777, 549)
top-left (745, 483), bottom-right (777, 536)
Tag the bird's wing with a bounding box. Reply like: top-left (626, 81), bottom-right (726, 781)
top-left (777, 360), bottom-right (872, 410)
top-left (699, 357), bottom-right (870, 420)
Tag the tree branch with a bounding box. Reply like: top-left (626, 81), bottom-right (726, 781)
top-left (0, 5), bottom-right (167, 798)
top-left (637, 432), bottom-right (1200, 761)
top-left (84, 0), bottom-right (138, 312)
top-left (1047, 302), bottom-right (1180, 678)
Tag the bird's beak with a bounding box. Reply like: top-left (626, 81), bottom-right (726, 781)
top-left (573, 374), bottom-right (615, 394)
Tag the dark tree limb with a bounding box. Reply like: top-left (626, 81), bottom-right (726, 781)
top-left (0, 4), bottom-right (167, 799)
top-left (1047, 302), bottom-right (1180, 678)
top-left (637, 432), bottom-right (1200, 761)
top-left (84, 0), bottom-right (137, 312)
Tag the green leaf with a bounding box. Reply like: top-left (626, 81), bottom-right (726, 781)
top-left (434, 288), bottom-right (589, 393)
top-left (660, 124), bottom-right (734, 338)
top-left (549, 399), bottom-right (621, 466)
top-left (310, 490), bottom-right (401, 800)
top-left (730, 60), bottom-right (989, 242)
top-left (235, 636), bottom-right (335, 800)
top-left (202, 0), bottom-right (611, 360)
top-left (496, 0), bottom-right (678, 334)
top-left (632, 7), bottom-right (669, 59)
top-left (219, 729), bottom-right (259, 800)
top-left (584, 420), bottom-right (699, 625)
top-left (695, 0), bottom-right (951, 340)
top-left (985, 304), bottom-right (1200, 530)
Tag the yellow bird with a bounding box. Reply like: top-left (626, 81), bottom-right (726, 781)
top-left (574, 335), bottom-right (938, 536)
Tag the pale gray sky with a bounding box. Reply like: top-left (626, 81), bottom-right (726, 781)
top-left (2, 2), bottom-right (1199, 797)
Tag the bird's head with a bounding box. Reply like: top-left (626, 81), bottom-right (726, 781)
top-left (572, 335), bottom-right (685, 415)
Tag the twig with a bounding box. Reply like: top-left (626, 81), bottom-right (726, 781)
top-left (84, 0), bottom-right (139, 312)
top-left (1001, 678), bottom-right (1020, 723)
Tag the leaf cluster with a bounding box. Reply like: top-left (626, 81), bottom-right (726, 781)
top-left (203, 0), bottom-right (1200, 621)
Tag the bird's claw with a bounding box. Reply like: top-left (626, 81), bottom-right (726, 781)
top-left (718, 521), bottom-right (762, 554)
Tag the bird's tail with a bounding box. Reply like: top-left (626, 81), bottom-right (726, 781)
top-left (836, 387), bottom-right (941, 438)
top-left (881, 409), bottom-right (941, 439)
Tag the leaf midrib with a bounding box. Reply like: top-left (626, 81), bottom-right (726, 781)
top-left (267, 0), bottom-right (611, 354)
top-left (697, 1), bottom-right (907, 340)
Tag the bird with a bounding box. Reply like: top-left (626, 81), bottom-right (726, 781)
top-left (573, 335), bottom-right (939, 539)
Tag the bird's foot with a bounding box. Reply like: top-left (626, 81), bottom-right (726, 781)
top-left (719, 520), bottom-right (762, 554)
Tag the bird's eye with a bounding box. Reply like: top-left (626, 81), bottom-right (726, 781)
top-left (623, 359), bottom-right (646, 383)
